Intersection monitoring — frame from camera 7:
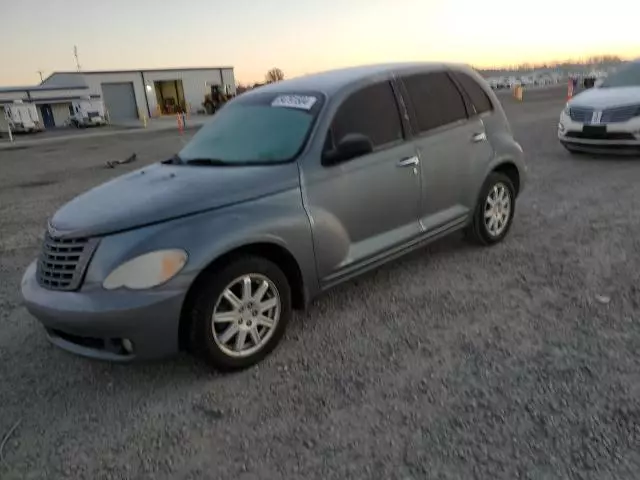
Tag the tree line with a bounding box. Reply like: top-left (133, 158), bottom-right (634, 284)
top-left (237, 55), bottom-right (628, 92)
top-left (477, 55), bottom-right (625, 76)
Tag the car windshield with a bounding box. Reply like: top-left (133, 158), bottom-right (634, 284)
top-left (178, 92), bottom-right (323, 165)
top-left (600, 62), bottom-right (640, 88)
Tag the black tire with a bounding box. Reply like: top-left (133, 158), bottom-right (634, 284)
top-left (188, 256), bottom-right (292, 371)
top-left (466, 172), bottom-right (516, 246)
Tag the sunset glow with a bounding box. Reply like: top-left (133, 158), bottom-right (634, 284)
top-left (1, 0), bottom-right (638, 86)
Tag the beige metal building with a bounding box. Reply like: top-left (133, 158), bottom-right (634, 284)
top-left (41, 67), bottom-right (235, 122)
top-left (1, 66), bottom-right (235, 129)
top-left (0, 84), bottom-right (94, 131)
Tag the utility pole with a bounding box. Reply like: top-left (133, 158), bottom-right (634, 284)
top-left (73, 45), bottom-right (81, 71)
top-left (37, 70), bottom-right (44, 83)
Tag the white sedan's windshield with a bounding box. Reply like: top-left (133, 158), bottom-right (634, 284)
top-left (601, 63), bottom-right (640, 88)
top-left (178, 93), bottom-right (322, 164)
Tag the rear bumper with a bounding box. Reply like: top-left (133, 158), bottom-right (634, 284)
top-left (21, 261), bottom-right (187, 362)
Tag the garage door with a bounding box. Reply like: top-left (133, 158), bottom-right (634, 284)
top-left (101, 82), bottom-right (138, 122)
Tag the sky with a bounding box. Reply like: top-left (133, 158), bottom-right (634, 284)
top-left (1, 0), bottom-right (639, 87)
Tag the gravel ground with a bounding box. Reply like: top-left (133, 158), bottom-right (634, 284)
top-left (1, 87), bottom-right (640, 479)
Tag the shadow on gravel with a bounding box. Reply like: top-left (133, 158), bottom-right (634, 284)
top-left (291, 232), bottom-right (474, 337)
top-left (569, 153), bottom-right (640, 162)
top-left (0, 145), bottom-right (29, 152)
top-left (13, 179), bottom-right (59, 189)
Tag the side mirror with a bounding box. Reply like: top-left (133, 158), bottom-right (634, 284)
top-left (322, 133), bottom-right (374, 165)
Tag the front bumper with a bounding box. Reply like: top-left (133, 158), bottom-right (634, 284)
top-left (21, 261), bottom-right (187, 362)
top-left (558, 112), bottom-right (640, 153)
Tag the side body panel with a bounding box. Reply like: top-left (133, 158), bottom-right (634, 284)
top-left (83, 186), bottom-right (320, 303)
top-left (457, 67), bottom-right (527, 199)
top-left (397, 69), bottom-right (494, 232)
top-left (297, 74), bottom-right (423, 288)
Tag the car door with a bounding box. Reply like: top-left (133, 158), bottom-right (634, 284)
top-left (301, 80), bottom-right (422, 287)
top-left (399, 70), bottom-right (492, 232)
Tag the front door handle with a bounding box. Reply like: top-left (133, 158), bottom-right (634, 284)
top-left (472, 132), bottom-right (487, 143)
top-left (397, 156), bottom-right (419, 167)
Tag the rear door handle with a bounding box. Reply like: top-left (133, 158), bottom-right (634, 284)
top-left (397, 156), bottom-right (419, 167)
top-left (472, 132), bottom-right (487, 143)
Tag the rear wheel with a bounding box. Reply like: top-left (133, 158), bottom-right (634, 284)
top-left (466, 172), bottom-right (516, 246)
top-left (188, 256), bottom-right (292, 371)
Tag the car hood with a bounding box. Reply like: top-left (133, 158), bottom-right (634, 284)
top-left (570, 86), bottom-right (640, 109)
top-left (50, 162), bottom-right (300, 238)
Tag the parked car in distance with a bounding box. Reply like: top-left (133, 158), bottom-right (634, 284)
top-left (21, 62), bottom-right (526, 370)
top-left (558, 59), bottom-right (640, 154)
top-left (68, 98), bottom-right (107, 128)
top-left (2, 100), bottom-right (43, 134)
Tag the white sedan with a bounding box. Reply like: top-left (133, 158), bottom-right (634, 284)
top-left (558, 60), bottom-right (640, 154)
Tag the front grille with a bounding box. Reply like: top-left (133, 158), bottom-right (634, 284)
top-left (569, 107), bottom-right (593, 122)
top-left (601, 105), bottom-right (640, 123)
top-left (37, 233), bottom-right (99, 291)
top-left (570, 105), bottom-right (640, 123)
top-left (565, 131), bottom-right (636, 141)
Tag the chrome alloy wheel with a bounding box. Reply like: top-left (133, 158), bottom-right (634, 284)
top-left (484, 182), bottom-right (512, 237)
top-left (211, 274), bottom-right (281, 358)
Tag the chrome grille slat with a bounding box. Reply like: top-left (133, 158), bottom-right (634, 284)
top-left (570, 105), bottom-right (640, 123)
top-left (601, 105), bottom-right (640, 123)
top-left (569, 107), bottom-right (593, 123)
top-left (36, 232), bottom-right (99, 291)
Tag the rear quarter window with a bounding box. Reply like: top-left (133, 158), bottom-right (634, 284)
top-left (401, 71), bottom-right (468, 133)
top-left (454, 72), bottom-right (494, 115)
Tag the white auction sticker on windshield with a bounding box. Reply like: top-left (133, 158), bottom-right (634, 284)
top-left (271, 95), bottom-right (317, 110)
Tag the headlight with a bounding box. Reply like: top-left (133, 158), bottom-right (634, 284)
top-left (103, 249), bottom-right (188, 290)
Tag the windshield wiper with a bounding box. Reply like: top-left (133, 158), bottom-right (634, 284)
top-left (182, 158), bottom-right (233, 166)
top-left (162, 154), bottom-right (183, 165)
top-left (161, 155), bottom-right (231, 166)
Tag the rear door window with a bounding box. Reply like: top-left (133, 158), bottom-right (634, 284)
top-left (454, 72), bottom-right (494, 115)
top-left (330, 81), bottom-right (404, 150)
top-left (401, 71), bottom-right (468, 134)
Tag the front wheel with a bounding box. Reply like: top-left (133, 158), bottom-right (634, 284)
top-left (188, 256), bottom-right (292, 371)
top-left (466, 172), bottom-right (516, 246)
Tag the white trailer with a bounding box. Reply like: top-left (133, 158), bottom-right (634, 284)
top-left (2, 100), bottom-right (43, 133)
top-left (68, 97), bottom-right (107, 128)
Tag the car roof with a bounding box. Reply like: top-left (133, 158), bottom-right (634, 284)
top-left (245, 62), bottom-right (471, 97)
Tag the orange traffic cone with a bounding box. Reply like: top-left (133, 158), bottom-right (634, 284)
top-left (567, 79), bottom-right (574, 100)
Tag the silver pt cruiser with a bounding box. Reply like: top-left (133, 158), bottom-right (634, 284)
top-left (21, 62), bottom-right (526, 370)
